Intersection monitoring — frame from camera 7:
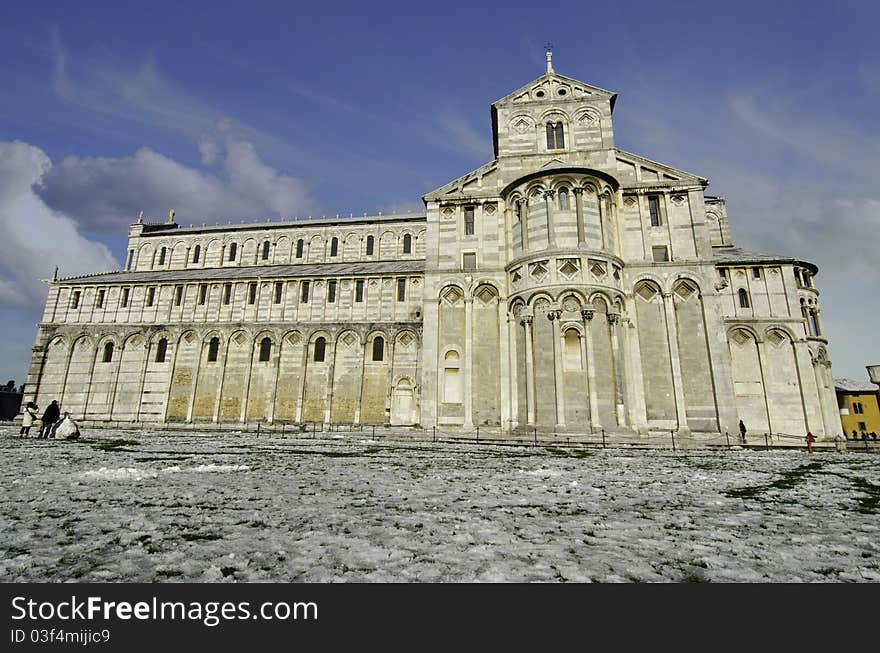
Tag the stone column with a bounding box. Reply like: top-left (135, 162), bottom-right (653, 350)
top-left (295, 341), bottom-right (309, 423)
top-left (266, 338), bottom-right (281, 423)
top-left (573, 187), bottom-right (586, 246)
top-left (581, 308), bottom-right (601, 430)
top-left (544, 190), bottom-right (556, 248)
top-left (463, 297), bottom-right (474, 429)
top-left (521, 313), bottom-right (535, 425)
top-left (499, 300), bottom-right (511, 431)
top-left (325, 340), bottom-right (336, 425)
top-left (609, 312), bottom-right (627, 428)
top-left (384, 336), bottom-right (396, 425)
top-left (353, 338), bottom-right (366, 425)
top-left (812, 357), bottom-right (831, 436)
top-left (185, 338), bottom-right (202, 423)
top-left (547, 308), bottom-right (565, 428)
top-left (662, 292), bottom-right (689, 434)
top-left (239, 340), bottom-right (257, 424)
top-left (507, 311), bottom-right (519, 431)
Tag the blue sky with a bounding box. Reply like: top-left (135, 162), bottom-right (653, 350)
top-left (1, 0), bottom-right (878, 385)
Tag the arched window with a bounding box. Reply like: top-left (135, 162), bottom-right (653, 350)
top-left (228, 242), bottom-right (237, 261)
top-left (155, 338), bottom-right (168, 363)
top-left (296, 239), bottom-right (304, 259)
top-left (207, 337), bottom-right (220, 362)
top-left (443, 350), bottom-right (462, 403)
top-left (192, 245), bottom-right (201, 263)
top-left (102, 342), bottom-right (114, 363)
top-left (564, 329), bottom-right (581, 369)
top-left (262, 241), bottom-right (270, 260)
top-left (809, 310), bottom-right (820, 336)
top-left (558, 190), bottom-right (569, 210)
top-left (330, 237), bottom-right (339, 257)
top-left (314, 337), bottom-right (326, 362)
top-left (158, 247), bottom-right (167, 265)
top-left (738, 288), bottom-right (750, 309)
top-left (546, 121), bottom-right (564, 149)
top-left (372, 336), bottom-right (384, 361)
top-left (259, 337), bottom-right (272, 362)
top-left (366, 235), bottom-right (374, 256)
top-left (403, 233), bottom-right (412, 254)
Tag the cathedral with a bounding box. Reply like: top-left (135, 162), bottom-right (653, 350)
top-left (23, 55), bottom-right (842, 438)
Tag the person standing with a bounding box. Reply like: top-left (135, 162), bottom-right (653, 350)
top-left (805, 431), bottom-right (816, 454)
top-left (739, 420), bottom-right (747, 444)
top-left (20, 402), bottom-right (38, 436)
top-left (39, 400), bottom-right (60, 438)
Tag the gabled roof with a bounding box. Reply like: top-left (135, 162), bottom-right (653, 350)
top-left (835, 378), bottom-right (879, 393)
top-left (615, 149), bottom-right (707, 186)
top-left (492, 71), bottom-right (618, 110)
top-left (423, 160), bottom-right (498, 202)
top-left (58, 260), bottom-right (425, 285)
top-left (711, 246), bottom-right (818, 273)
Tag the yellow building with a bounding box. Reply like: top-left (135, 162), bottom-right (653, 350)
top-left (835, 379), bottom-right (880, 439)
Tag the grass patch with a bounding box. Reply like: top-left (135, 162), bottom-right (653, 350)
top-left (725, 461), bottom-right (823, 500)
top-left (92, 438), bottom-right (140, 452)
top-left (180, 532), bottom-right (223, 542)
top-left (852, 477), bottom-right (880, 514)
top-left (155, 569), bottom-right (183, 578)
top-left (684, 573), bottom-right (710, 583)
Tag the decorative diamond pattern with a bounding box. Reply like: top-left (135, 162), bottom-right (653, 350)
top-left (183, 333), bottom-right (196, 345)
top-left (510, 268), bottom-right (522, 285)
top-left (286, 333), bottom-right (302, 346)
top-left (441, 286), bottom-right (463, 304)
top-left (730, 329), bottom-right (751, 346)
top-left (559, 259), bottom-right (579, 278)
top-left (475, 285), bottom-right (497, 303)
top-left (529, 261), bottom-right (548, 280)
top-left (512, 118), bottom-right (530, 133)
top-left (623, 196), bottom-right (637, 207)
top-left (635, 284), bottom-right (658, 302)
top-left (590, 261), bottom-right (607, 278)
top-left (232, 332), bottom-right (247, 346)
top-left (341, 333), bottom-right (357, 348)
top-left (398, 332), bottom-right (413, 348)
top-left (767, 330), bottom-right (787, 347)
top-left (674, 280), bottom-right (697, 301)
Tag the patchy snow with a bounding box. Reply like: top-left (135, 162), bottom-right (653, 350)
top-left (1, 426), bottom-right (878, 582)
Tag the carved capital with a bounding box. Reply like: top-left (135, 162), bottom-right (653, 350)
top-left (571, 187), bottom-right (584, 196)
top-left (520, 315), bottom-right (533, 326)
top-left (607, 312), bottom-right (621, 325)
top-left (547, 309), bottom-right (562, 321)
top-left (580, 308), bottom-right (594, 322)
top-left (543, 190), bottom-right (555, 200)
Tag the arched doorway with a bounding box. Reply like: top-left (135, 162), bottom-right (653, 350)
top-left (391, 378), bottom-right (414, 425)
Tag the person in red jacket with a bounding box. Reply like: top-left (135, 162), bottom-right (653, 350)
top-left (805, 431), bottom-right (816, 454)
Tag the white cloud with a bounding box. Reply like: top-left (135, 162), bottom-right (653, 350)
top-left (35, 129), bottom-right (322, 231)
top-left (0, 141), bottom-right (118, 311)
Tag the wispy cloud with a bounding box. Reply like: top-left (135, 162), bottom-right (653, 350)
top-left (728, 92), bottom-right (880, 179)
top-left (426, 113), bottom-right (493, 162)
top-left (48, 28), bottom-right (296, 159)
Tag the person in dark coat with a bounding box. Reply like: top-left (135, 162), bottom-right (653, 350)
top-left (39, 400), bottom-right (60, 438)
top-left (739, 420), bottom-right (747, 444)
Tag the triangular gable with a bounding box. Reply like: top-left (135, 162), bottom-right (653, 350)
top-left (615, 149), bottom-right (707, 185)
top-left (492, 72), bottom-right (617, 109)
top-left (423, 161), bottom-right (498, 201)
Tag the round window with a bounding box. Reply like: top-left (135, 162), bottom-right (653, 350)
top-left (535, 91), bottom-right (545, 98)
top-left (558, 88), bottom-right (567, 96)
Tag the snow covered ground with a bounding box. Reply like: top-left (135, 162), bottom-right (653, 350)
top-left (1, 426), bottom-right (878, 582)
